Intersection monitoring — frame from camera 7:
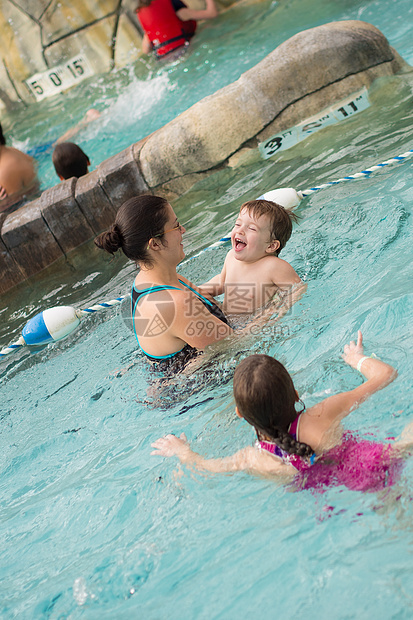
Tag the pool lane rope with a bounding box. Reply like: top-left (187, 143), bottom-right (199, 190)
top-left (298, 149), bottom-right (413, 196)
top-left (1, 148), bottom-right (412, 358)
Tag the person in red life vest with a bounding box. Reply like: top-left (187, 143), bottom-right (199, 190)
top-left (136, 0), bottom-right (218, 58)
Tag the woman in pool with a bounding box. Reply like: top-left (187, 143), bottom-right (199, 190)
top-left (95, 195), bottom-right (232, 370)
top-left (152, 332), bottom-right (413, 492)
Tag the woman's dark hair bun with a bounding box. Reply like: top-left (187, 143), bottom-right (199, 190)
top-left (95, 225), bottom-right (123, 255)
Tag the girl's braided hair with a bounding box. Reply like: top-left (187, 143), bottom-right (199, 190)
top-left (233, 354), bottom-right (314, 459)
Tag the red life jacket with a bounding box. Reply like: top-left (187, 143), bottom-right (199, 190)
top-left (137, 0), bottom-right (197, 57)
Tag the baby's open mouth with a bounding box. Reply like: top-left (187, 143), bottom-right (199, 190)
top-left (234, 237), bottom-right (247, 251)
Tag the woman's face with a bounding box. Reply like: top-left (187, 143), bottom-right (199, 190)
top-left (160, 203), bottom-right (186, 262)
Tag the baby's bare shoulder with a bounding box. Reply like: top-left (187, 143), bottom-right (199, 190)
top-left (263, 255), bottom-right (301, 283)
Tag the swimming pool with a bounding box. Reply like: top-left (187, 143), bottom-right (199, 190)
top-left (1, 0), bottom-right (413, 617)
top-left (4, 0), bottom-right (413, 191)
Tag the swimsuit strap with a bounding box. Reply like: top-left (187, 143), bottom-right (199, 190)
top-left (288, 413), bottom-right (316, 465)
top-left (288, 413), bottom-right (302, 441)
top-left (131, 279), bottom-right (228, 359)
top-left (258, 413), bottom-right (311, 471)
top-left (178, 279), bottom-right (229, 326)
top-left (178, 279), bottom-right (214, 307)
top-left (131, 283), bottom-right (185, 360)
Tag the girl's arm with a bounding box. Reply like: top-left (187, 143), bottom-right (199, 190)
top-left (151, 434), bottom-right (293, 476)
top-left (152, 434), bottom-right (250, 472)
top-left (176, 0), bottom-right (218, 21)
top-left (301, 331), bottom-right (397, 447)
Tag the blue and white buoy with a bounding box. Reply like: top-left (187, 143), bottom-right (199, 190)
top-left (1, 298), bottom-right (125, 357)
top-left (22, 306), bottom-right (82, 346)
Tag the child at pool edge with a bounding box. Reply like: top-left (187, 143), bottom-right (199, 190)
top-left (198, 199), bottom-right (304, 316)
top-left (152, 332), bottom-right (413, 488)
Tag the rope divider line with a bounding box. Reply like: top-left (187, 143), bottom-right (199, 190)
top-left (1, 148), bottom-right (412, 358)
top-left (299, 149), bottom-right (413, 197)
top-left (78, 297), bottom-right (127, 315)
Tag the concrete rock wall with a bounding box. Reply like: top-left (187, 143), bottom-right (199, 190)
top-left (0, 20), bottom-right (410, 294)
top-left (0, 0), bottom-right (233, 110)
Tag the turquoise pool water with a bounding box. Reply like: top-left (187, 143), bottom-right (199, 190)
top-left (1, 0), bottom-right (413, 617)
top-left (3, 0), bottom-right (413, 191)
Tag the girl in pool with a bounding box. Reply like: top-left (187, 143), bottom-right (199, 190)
top-left (95, 195), bottom-right (232, 371)
top-left (152, 332), bottom-right (413, 491)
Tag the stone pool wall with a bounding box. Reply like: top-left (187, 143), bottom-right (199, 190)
top-left (0, 0), bottom-right (235, 110)
top-left (0, 20), bottom-right (410, 294)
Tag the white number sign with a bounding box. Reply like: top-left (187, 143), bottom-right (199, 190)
top-left (26, 55), bottom-right (93, 101)
top-left (259, 89), bottom-right (370, 159)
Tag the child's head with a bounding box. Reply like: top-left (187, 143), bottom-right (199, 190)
top-left (52, 142), bottom-right (90, 180)
top-left (238, 200), bottom-right (296, 256)
top-left (233, 354), bottom-right (313, 459)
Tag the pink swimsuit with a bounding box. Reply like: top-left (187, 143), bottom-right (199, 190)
top-left (258, 415), bottom-right (403, 493)
top-left (257, 415), bottom-right (311, 473)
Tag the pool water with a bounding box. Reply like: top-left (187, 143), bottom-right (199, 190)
top-left (3, 0), bottom-right (413, 191)
top-left (1, 0), bottom-right (413, 617)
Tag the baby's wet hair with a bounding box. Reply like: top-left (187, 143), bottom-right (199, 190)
top-left (240, 199), bottom-right (298, 256)
top-left (233, 354), bottom-right (313, 459)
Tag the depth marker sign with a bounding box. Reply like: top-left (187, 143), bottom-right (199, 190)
top-left (259, 89), bottom-right (370, 159)
top-left (25, 55), bottom-right (93, 101)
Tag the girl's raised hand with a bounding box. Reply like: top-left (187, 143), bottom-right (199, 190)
top-left (342, 330), bottom-right (365, 369)
top-left (151, 433), bottom-right (189, 458)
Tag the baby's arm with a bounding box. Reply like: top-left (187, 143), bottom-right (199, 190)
top-left (198, 274), bottom-right (224, 298)
top-left (271, 258), bottom-right (302, 290)
top-left (151, 433), bottom-right (293, 477)
top-left (248, 259), bottom-right (305, 325)
top-left (198, 254), bottom-right (228, 297)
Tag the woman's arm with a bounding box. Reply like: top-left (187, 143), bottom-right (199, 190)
top-left (171, 287), bottom-right (232, 349)
top-left (301, 331), bottom-right (397, 447)
top-left (176, 0), bottom-right (218, 21)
